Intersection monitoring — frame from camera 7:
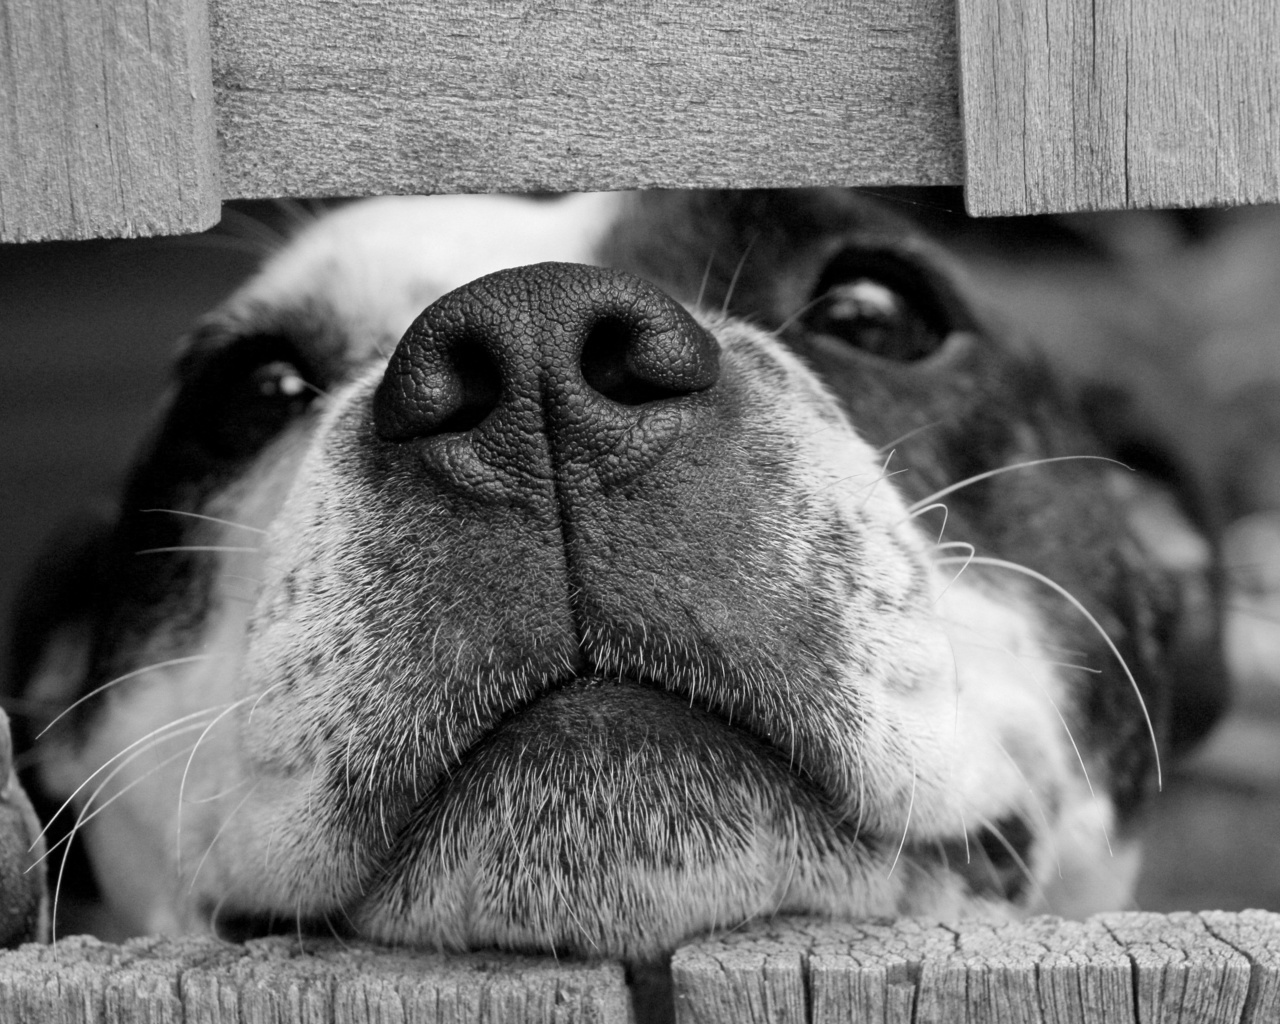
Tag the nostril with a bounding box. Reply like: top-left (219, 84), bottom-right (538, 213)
top-left (580, 315), bottom-right (687, 407)
top-left (580, 310), bottom-right (719, 406)
top-left (374, 334), bottom-right (503, 441)
top-left (434, 342), bottom-right (502, 434)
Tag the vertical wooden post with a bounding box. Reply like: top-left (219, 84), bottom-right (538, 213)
top-left (957, 0), bottom-right (1280, 215)
top-left (0, 0), bottom-right (221, 242)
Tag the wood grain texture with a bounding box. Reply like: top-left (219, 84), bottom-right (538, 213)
top-left (672, 912), bottom-right (1279, 1023)
top-left (208, 0), bottom-right (962, 200)
top-left (0, 934), bottom-right (634, 1023)
top-left (0, 0), bottom-right (221, 242)
top-left (1098, 912), bottom-right (1250, 1024)
top-left (1201, 910), bottom-right (1280, 1023)
top-left (957, 0), bottom-right (1280, 215)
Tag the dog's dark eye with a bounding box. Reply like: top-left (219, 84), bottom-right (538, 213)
top-left (250, 360), bottom-right (311, 403)
top-left (211, 358), bottom-right (317, 454)
top-left (177, 340), bottom-right (322, 459)
top-left (803, 250), bottom-right (959, 361)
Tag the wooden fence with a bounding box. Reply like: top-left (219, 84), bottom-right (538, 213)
top-left (1, 0), bottom-right (1278, 241)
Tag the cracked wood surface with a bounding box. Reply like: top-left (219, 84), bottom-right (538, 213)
top-left (0, 912), bottom-right (1277, 1022)
top-left (0, 0), bottom-right (220, 242)
top-left (672, 911), bottom-right (1280, 1023)
top-left (956, 0), bottom-right (1280, 216)
top-left (0, 935), bottom-right (634, 1023)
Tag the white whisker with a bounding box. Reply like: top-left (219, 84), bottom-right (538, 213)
top-left (182, 779), bottom-right (252, 806)
top-left (932, 541), bottom-right (975, 602)
top-left (908, 456), bottom-right (1129, 514)
top-left (973, 812), bottom-right (1045, 906)
top-left (177, 694), bottom-right (264, 871)
top-left (940, 615), bottom-right (1113, 854)
top-left (857, 453), bottom-right (910, 511)
top-left (991, 737), bottom-right (1062, 881)
top-left (887, 762), bottom-right (916, 877)
top-left (695, 251), bottom-right (715, 309)
top-left (940, 631), bottom-right (1102, 675)
top-left (136, 546), bottom-right (260, 555)
top-left (32, 707), bottom-right (229, 852)
top-left (938, 553), bottom-right (1161, 792)
top-left (773, 292), bottom-right (829, 335)
top-left (188, 785), bottom-right (259, 895)
top-left (897, 501), bottom-right (949, 542)
top-left (720, 238), bottom-right (756, 316)
top-left (876, 420), bottom-right (943, 456)
top-left (141, 509), bottom-right (267, 535)
top-left (46, 740), bottom-right (201, 942)
top-left (221, 573), bottom-right (265, 586)
top-left (37, 655), bottom-right (212, 740)
top-left (40, 740), bottom-right (199, 869)
top-left (940, 631), bottom-right (970, 863)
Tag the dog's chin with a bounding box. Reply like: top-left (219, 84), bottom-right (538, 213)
top-left (328, 679), bottom-right (891, 960)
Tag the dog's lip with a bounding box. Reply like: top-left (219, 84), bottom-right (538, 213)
top-left (398, 673), bottom-right (842, 827)
top-left (457, 671), bottom-right (821, 787)
top-left (360, 677), bottom-right (870, 918)
top-left (383, 668), bottom-right (867, 834)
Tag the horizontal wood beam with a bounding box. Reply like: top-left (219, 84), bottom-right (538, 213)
top-left (1, 912), bottom-right (1278, 1022)
top-left (209, 0), bottom-right (962, 200)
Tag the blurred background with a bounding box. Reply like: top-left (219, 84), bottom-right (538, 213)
top-left (1, 189), bottom-right (1278, 920)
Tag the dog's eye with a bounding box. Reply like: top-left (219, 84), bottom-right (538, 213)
top-left (177, 342), bottom-right (322, 459)
top-left (803, 251), bottom-right (958, 361)
top-left (251, 360), bottom-right (312, 402)
top-left (214, 358), bottom-right (317, 453)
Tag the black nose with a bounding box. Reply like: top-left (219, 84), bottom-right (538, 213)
top-left (374, 263), bottom-right (719, 448)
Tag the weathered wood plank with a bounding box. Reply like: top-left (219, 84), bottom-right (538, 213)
top-left (2, 913), bottom-right (1278, 1021)
top-left (672, 912), bottom-right (1278, 1023)
top-left (0, 0), bottom-right (221, 242)
top-left (0, 934), bottom-right (634, 1023)
top-left (1097, 912), bottom-right (1249, 1024)
top-left (956, 0), bottom-right (1280, 216)
top-left (209, 0), bottom-right (962, 200)
top-left (1201, 909), bottom-right (1280, 1023)
top-left (670, 922), bottom-right (808, 1023)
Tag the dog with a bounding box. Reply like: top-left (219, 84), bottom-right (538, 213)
top-left (9, 189), bottom-right (1224, 967)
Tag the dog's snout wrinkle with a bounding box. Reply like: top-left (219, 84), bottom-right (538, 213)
top-left (373, 263), bottom-right (720, 490)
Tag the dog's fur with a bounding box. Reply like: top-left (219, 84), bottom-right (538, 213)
top-left (12, 189), bottom-right (1222, 961)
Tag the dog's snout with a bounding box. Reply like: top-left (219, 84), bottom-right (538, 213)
top-left (374, 262), bottom-right (719, 444)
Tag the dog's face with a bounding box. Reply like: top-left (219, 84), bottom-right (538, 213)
top-left (17, 189), bottom-right (1217, 960)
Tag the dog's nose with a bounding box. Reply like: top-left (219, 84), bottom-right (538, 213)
top-left (375, 262), bottom-right (718, 441)
top-left (373, 263), bottom-right (719, 477)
